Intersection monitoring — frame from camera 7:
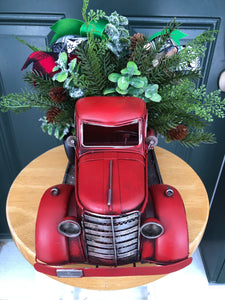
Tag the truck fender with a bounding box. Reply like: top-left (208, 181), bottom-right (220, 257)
top-left (149, 184), bottom-right (189, 262)
top-left (35, 184), bottom-right (74, 264)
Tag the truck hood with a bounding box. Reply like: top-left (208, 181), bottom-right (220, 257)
top-left (77, 152), bottom-right (146, 215)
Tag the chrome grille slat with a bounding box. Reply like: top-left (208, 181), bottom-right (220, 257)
top-left (113, 214), bottom-right (139, 223)
top-left (84, 222), bottom-right (113, 231)
top-left (117, 249), bottom-right (138, 259)
top-left (88, 251), bottom-right (115, 259)
top-left (85, 226), bottom-right (137, 238)
top-left (86, 240), bottom-right (114, 249)
top-left (84, 218), bottom-right (138, 231)
top-left (88, 246), bottom-right (115, 255)
top-left (116, 238), bottom-right (137, 248)
top-left (84, 214), bottom-right (112, 224)
top-left (114, 226), bottom-right (138, 237)
top-left (117, 243), bottom-right (137, 254)
top-left (85, 234), bottom-right (113, 243)
top-left (115, 231), bottom-right (138, 242)
top-left (85, 228), bottom-right (113, 237)
top-left (114, 219), bottom-right (139, 230)
top-left (82, 211), bottom-right (140, 265)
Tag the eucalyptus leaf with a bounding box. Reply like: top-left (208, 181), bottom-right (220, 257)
top-left (130, 77), bottom-right (145, 88)
top-left (108, 73), bottom-right (121, 82)
top-left (64, 77), bottom-right (73, 88)
top-left (58, 52), bottom-right (68, 67)
top-left (40, 123), bottom-right (47, 132)
top-left (55, 71), bottom-right (68, 82)
top-left (128, 86), bottom-right (144, 96)
top-left (128, 86), bottom-right (138, 95)
top-left (118, 76), bottom-right (129, 90)
top-left (47, 124), bottom-right (53, 135)
top-left (104, 87), bottom-right (116, 95)
top-left (120, 68), bottom-right (128, 75)
top-left (126, 61), bottom-right (141, 76)
top-left (68, 58), bottom-right (77, 72)
top-left (116, 87), bottom-right (128, 95)
top-left (58, 129), bottom-right (66, 140)
top-left (142, 77), bottom-right (148, 88)
top-left (52, 66), bottom-right (60, 72)
top-left (54, 127), bottom-right (59, 139)
top-left (149, 93), bottom-right (162, 102)
top-left (146, 84), bottom-right (159, 94)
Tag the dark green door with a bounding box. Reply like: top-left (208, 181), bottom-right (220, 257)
top-left (0, 0), bottom-right (225, 282)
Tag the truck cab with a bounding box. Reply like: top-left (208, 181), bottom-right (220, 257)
top-left (75, 96), bottom-right (148, 216)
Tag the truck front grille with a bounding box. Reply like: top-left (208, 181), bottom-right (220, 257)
top-left (82, 211), bottom-right (140, 265)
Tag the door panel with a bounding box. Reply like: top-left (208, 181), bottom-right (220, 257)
top-left (0, 13), bottom-right (66, 235)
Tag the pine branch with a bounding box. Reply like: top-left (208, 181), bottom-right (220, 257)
top-left (23, 71), bottom-right (58, 92)
top-left (0, 90), bottom-right (52, 113)
top-left (77, 40), bottom-right (115, 95)
top-left (14, 35), bottom-right (43, 52)
top-left (147, 77), bottom-right (222, 141)
top-left (180, 130), bottom-right (216, 147)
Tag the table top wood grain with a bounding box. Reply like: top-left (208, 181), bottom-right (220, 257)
top-left (6, 145), bottom-right (209, 290)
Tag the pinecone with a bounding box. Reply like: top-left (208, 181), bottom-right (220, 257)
top-left (45, 107), bottom-right (61, 124)
top-left (49, 86), bottom-right (67, 103)
top-left (168, 124), bottom-right (188, 141)
top-left (130, 33), bottom-right (145, 52)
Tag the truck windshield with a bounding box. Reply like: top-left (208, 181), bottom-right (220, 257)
top-left (82, 122), bottom-right (140, 147)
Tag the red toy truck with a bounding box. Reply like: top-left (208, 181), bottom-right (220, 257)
top-left (35, 96), bottom-right (192, 277)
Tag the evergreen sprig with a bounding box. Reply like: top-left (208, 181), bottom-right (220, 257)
top-left (77, 39), bottom-right (116, 95)
top-left (23, 71), bottom-right (58, 92)
top-left (146, 76), bottom-right (224, 146)
top-left (14, 36), bottom-right (43, 52)
top-left (0, 89), bottom-right (52, 113)
top-left (180, 130), bottom-right (216, 148)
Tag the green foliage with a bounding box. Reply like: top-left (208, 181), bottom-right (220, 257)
top-left (82, 0), bottom-right (90, 24)
top-left (179, 130), bottom-right (216, 148)
top-left (0, 88), bottom-right (52, 113)
top-left (146, 79), bottom-right (224, 146)
top-left (14, 36), bottom-right (43, 52)
top-left (87, 9), bottom-right (106, 24)
top-left (0, 69), bottom-right (77, 140)
top-left (104, 11), bottom-right (130, 57)
top-left (76, 39), bottom-right (116, 96)
top-left (24, 71), bottom-right (58, 91)
top-left (39, 116), bottom-right (74, 140)
top-left (82, 0), bottom-right (105, 38)
top-left (52, 52), bottom-right (85, 98)
top-left (104, 61), bottom-right (161, 102)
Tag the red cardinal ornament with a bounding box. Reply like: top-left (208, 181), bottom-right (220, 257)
top-left (21, 51), bottom-right (59, 77)
top-left (22, 51), bottom-right (79, 78)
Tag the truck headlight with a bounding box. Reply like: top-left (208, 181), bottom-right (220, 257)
top-left (58, 217), bottom-right (81, 238)
top-left (141, 218), bottom-right (164, 239)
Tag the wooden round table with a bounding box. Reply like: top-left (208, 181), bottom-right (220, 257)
top-left (6, 145), bottom-right (209, 290)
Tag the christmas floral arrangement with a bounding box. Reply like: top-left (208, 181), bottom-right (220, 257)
top-left (1, 0), bottom-right (225, 146)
